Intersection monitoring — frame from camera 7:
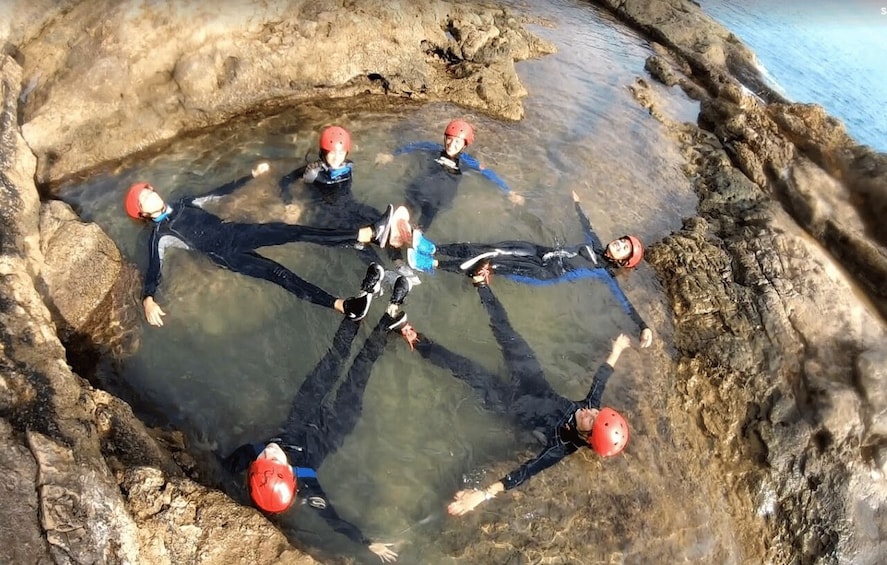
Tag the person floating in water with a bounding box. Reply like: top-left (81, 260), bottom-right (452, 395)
top-left (375, 118), bottom-right (524, 232)
top-left (124, 162), bottom-right (407, 326)
top-left (222, 269), bottom-right (415, 563)
top-left (279, 125), bottom-right (386, 230)
top-left (280, 125), bottom-right (420, 280)
top-left (406, 190), bottom-right (653, 347)
top-left (405, 271), bottom-right (634, 515)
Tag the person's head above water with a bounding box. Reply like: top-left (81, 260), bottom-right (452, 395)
top-left (443, 119), bottom-right (474, 157)
top-left (605, 235), bottom-right (644, 269)
top-left (575, 406), bottom-right (629, 457)
top-left (319, 125), bottom-right (351, 170)
top-left (124, 182), bottom-right (167, 221)
top-left (247, 442), bottom-right (297, 513)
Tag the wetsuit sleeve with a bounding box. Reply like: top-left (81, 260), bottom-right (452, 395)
top-left (573, 197), bottom-right (605, 251)
top-left (600, 274), bottom-right (649, 331)
top-left (279, 165), bottom-right (308, 203)
top-left (499, 442), bottom-right (576, 490)
top-left (301, 161), bottom-right (324, 184)
top-left (459, 152), bottom-right (512, 195)
top-left (583, 362), bottom-right (615, 409)
top-left (142, 227), bottom-right (163, 298)
top-left (297, 474), bottom-right (372, 546)
top-left (198, 174), bottom-right (254, 199)
top-left (391, 141), bottom-right (442, 156)
top-left (220, 443), bottom-right (265, 474)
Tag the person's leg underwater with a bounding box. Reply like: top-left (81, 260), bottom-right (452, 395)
top-left (470, 268), bottom-right (553, 399)
top-left (318, 275), bottom-right (417, 457)
top-left (227, 204), bottom-right (400, 250)
top-left (221, 253), bottom-right (384, 320)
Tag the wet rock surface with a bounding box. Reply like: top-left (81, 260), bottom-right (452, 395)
top-left (14, 0), bottom-right (554, 185)
top-left (601, 0), bottom-right (887, 562)
top-left (2, 0), bottom-right (886, 563)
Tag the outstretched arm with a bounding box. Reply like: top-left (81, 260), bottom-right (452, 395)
top-left (448, 443), bottom-right (572, 516)
top-left (278, 164), bottom-right (308, 203)
top-left (142, 228), bottom-right (170, 327)
top-left (376, 141), bottom-right (442, 165)
top-left (459, 152), bottom-right (524, 204)
top-left (600, 274), bottom-right (653, 347)
top-left (572, 190), bottom-right (605, 251)
top-left (298, 475), bottom-right (398, 562)
top-left (392, 141), bottom-right (442, 156)
top-left (585, 333), bottom-right (631, 407)
top-left (196, 162), bottom-right (270, 200)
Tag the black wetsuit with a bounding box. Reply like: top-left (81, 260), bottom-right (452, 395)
top-left (279, 160), bottom-right (396, 266)
top-left (223, 313), bottom-right (397, 549)
top-left (143, 174), bottom-right (364, 310)
top-left (279, 160), bottom-right (382, 229)
top-left (432, 196), bottom-right (649, 333)
top-left (414, 284), bottom-right (616, 490)
top-left (393, 141), bottom-right (512, 232)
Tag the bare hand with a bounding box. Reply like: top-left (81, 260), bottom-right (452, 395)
top-left (368, 542), bottom-right (398, 563)
top-left (508, 192), bottom-right (526, 206)
top-left (447, 489), bottom-right (486, 516)
top-left (375, 152), bottom-right (394, 166)
top-left (252, 162), bottom-right (270, 177)
top-left (639, 328), bottom-right (653, 348)
top-left (615, 332), bottom-right (631, 350)
top-left (143, 297), bottom-right (166, 327)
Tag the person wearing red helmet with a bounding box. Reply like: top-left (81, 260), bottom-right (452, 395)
top-left (279, 126), bottom-right (404, 272)
top-left (280, 125), bottom-right (360, 197)
top-left (408, 189), bottom-right (653, 347)
top-left (401, 279), bottom-right (633, 515)
top-left (223, 275), bottom-right (415, 563)
top-left (124, 162), bottom-right (410, 327)
top-left (374, 118), bottom-right (524, 232)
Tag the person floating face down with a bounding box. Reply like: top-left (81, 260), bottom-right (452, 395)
top-left (123, 163), bottom-right (408, 327)
top-left (375, 119), bottom-right (524, 233)
top-left (405, 271), bottom-right (634, 516)
top-left (222, 268), bottom-right (415, 564)
top-left (405, 189), bottom-right (653, 347)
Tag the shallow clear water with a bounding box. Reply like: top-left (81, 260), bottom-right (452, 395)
top-left (698, 0), bottom-right (887, 152)
top-left (59, 1), bottom-right (720, 563)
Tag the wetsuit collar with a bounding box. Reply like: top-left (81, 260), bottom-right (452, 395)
top-left (435, 151), bottom-right (460, 172)
top-left (324, 162), bottom-right (352, 180)
top-left (151, 204), bottom-right (173, 223)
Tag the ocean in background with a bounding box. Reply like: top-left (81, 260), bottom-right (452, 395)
top-left (698, 0), bottom-right (887, 152)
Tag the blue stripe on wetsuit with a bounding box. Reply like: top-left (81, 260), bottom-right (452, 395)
top-left (294, 467), bottom-right (317, 479)
top-left (505, 268), bottom-right (635, 318)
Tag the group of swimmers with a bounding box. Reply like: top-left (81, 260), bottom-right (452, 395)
top-left (122, 119), bottom-right (652, 562)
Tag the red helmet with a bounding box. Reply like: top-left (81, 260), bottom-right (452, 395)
top-left (124, 182), bottom-right (152, 219)
top-left (589, 407), bottom-right (629, 457)
top-left (319, 126), bottom-right (351, 154)
top-left (622, 235), bottom-right (644, 269)
top-left (444, 119), bottom-right (475, 146)
top-left (247, 458), bottom-right (296, 513)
